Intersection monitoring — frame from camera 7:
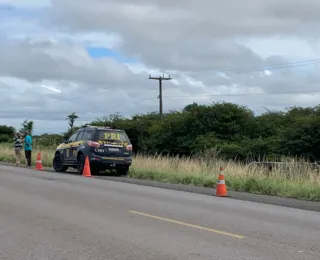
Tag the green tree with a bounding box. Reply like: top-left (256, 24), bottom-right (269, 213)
top-left (20, 120), bottom-right (34, 135)
top-left (279, 106), bottom-right (320, 161)
top-left (0, 125), bottom-right (15, 143)
top-left (66, 112), bottom-right (79, 129)
top-left (82, 102), bottom-right (320, 161)
top-left (63, 112), bottom-right (80, 140)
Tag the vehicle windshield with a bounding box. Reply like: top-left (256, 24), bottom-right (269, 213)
top-left (97, 130), bottom-right (129, 143)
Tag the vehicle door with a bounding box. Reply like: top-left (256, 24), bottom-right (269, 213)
top-left (72, 131), bottom-right (84, 163)
top-left (64, 132), bottom-right (79, 163)
top-left (81, 130), bottom-right (94, 152)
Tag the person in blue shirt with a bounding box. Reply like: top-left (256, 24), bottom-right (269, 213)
top-left (23, 131), bottom-right (32, 167)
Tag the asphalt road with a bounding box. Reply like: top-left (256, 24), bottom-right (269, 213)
top-left (0, 165), bottom-right (319, 260)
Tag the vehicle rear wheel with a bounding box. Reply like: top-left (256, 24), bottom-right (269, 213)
top-left (115, 166), bottom-right (129, 176)
top-left (53, 153), bottom-right (68, 172)
top-left (77, 154), bottom-right (85, 175)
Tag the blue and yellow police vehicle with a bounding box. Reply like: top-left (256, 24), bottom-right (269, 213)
top-left (52, 125), bottom-right (132, 175)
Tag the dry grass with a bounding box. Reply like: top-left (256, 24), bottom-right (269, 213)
top-left (1, 143), bottom-right (320, 201)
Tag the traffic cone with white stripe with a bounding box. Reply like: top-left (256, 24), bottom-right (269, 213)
top-left (216, 167), bottom-right (228, 197)
top-left (35, 152), bottom-right (44, 170)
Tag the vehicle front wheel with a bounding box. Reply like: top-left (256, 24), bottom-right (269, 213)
top-left (53, 153), bottom-right (68, 172)
top-left (77, 154), bottom-right (85, 175)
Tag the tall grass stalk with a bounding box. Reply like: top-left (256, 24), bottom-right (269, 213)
top-left (0, 143), bottom-right (319, 201)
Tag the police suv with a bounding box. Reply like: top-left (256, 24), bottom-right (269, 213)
top-left (52, 125), bottom-right (132, 175)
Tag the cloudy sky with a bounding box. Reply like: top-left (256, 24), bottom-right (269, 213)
top-left (1, 0), bottom-right (320, 134)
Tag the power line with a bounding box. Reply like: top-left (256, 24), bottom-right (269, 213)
top-left (5, 57), bottom-right (320, 120)
top-left (163, 89), bottom-right (320, 99)
top-left (8, 87), bottom-right (320, 117)
top-left (149, 74), bottom-right (172, 121)
top-left (170, 58), bottom-right (320, 78)
top-left (16, 96), bottom-right (159, 116)
top-left (5, 89), bottom-right (320, 124)
top-left (44, 78), bottom-right (147, 104)
top-left (24, 89), bottom-right (320, 116)
top-left (32, 58), bottom-right (320, 106)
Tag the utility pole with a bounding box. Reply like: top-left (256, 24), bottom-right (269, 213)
top-left (149, 74), bottom-right (172, 121)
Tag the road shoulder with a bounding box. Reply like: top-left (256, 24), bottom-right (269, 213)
top-left (1, 161), bottom-right (319, 212)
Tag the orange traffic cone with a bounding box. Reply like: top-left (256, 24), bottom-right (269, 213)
top-left (82, 156), bottom-right (92, 177)
top-left (35, 152), bottom-right (44, 170)
top-left (216, 167), bottom-right (228, 197)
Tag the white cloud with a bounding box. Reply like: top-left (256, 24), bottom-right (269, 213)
top-left (41, 84), bottom-right (62, 93)
top-left (0, 0), bottom-right (51, 7)
top-left (1, 1), bottom-right (320, 134)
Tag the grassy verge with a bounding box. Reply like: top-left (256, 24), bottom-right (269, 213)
top-left (1, 143), bottom-right (320, 201)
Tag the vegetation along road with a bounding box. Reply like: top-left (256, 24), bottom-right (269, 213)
top-left (1, 141), bottom-right (320, 201)
top-left (0, 164), bottom-right (319, 259)
top-left (1, 103), bottom-right (320, 201)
